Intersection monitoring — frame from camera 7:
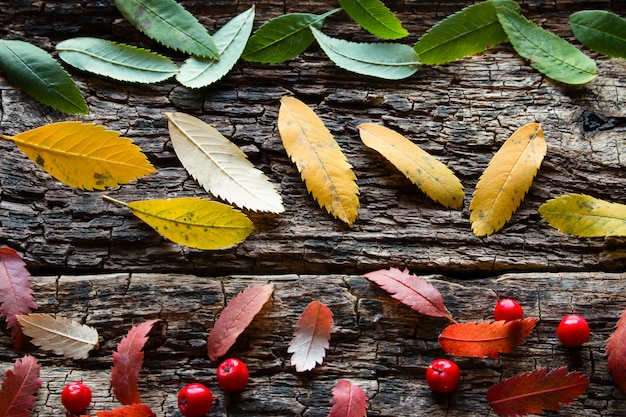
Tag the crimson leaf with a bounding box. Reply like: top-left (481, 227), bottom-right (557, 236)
top-left (0, 355), bottom-right (42, 417)
top-left (607, 308), bottom-right (626, 392)
top-left (328, 379), bottom-right (367, 417)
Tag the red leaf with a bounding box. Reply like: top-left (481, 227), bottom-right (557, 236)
top-left (94, 403), bottom-right (157, 417)
top-left (0, 248), bottom-right (38, 350)
top-left (486, 367), bottom-right (589, 417)
top-left (328, 379), bottom-right (367, 417)
top-left (110, 320), bottom-right (158, 405)
top-left (207, 283), bottom-right (274, 362)
top-left (288, 300), bottom-right (333, 372)
top-left (439, 318), bottom-right (538, 358)
top-left (363, 267), bottom-right (453, 321)
top-left (607, 308), bottom-right (626, 392)
top-left (0, 355), bottom-right (42, 417)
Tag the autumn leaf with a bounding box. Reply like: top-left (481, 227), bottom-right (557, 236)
top-left (0, 355), bottom-right (42, 417)
top-left (539, 194), bottom-right (626, 237)
top-left (363, 267), bottom-right (454, 321)
top-left (328, 379), bottom-right (367, 417)
top-left (111, 319), bottom-right (158, 405)
top-left (17, 313), bottom-right (99, 360)
top-left (207, 283), bottom-right (274, 362)
top-left (486, 367), bottom-right (589, 417)
top-left (93, 403), bottom-right (157, 417)
top-left (470, 123), bottom-right (546, 236)
top-left (0, 247), bottom-right (37, 350)
top-left (165, 112), bottom-right (284, 213)
top-left (359, 124), bottom-right (464, 208)
top-left (439, 318), bottom-right (538, 358)
top-left (607, 309), bottom-right (626, 392)
top-left (278, 96), bottom-right (359, 226)
top-left (0, 122), bottom-right (156, 191)
top-left (288, 301), bottom-right (333, 372)
top-left (104, 196), bottom-right (254, 250)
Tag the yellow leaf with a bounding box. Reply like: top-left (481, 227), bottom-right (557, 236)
top-left (358, 123), bottom-right (464, 208)
top-left (469, 123), bottom-right (546, 236)
top-left (17, 313), bottom-right (99, 360)
top-left (2, 122), bottom-right (156, 190)
top-left (165, 112), bottom-right (284, 213)
top-left (278, 97), bottom-right (359, 226)
top-left (539, 194), bottom-right (626, 237)
top-left (105, 196), bottom-right (254, 250)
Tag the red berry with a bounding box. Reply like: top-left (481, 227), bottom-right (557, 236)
top-left (557, 314), bottom-right (590, 347)
top-left (494, 298), bottom-right (524, 322)
top-left (426, 359), bottom-right (461, 394)
top-left (217, 358), bottom-right (249, 392)
top-left (61, 381), bottom-right (92, 414)
top-left (177, 383), bottom-right (213, 417)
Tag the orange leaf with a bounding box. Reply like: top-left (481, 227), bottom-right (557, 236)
top-left (94, 403), bottom-right (157, 417)
top-left (439, 318), bottom-right (538, 358)
top-left (111, 320), bottom-right (158, 405)
top-left (328, 379), bottom-right (367, 417)
top-left (207, 283), bottom-right (274, 361)
top-left (0, 355), bottom-right (42, 417)
top-left (607, 308), bottom-right (626, 392)
top-left (0, 248), bottom-right (37, 350)
top-left (487, 367), bottom-right (589, 417)
top-left (288, 300), bottom-right (333, 372)
top-left (363, 267), bottom-right (453, 321)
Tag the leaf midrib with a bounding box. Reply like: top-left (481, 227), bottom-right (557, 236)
top-left (57, 45), bottom-right (176, 74)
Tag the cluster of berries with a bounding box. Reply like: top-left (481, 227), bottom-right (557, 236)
top-left (61, 358), bottom-right (249, 417)
top-left (425, 299), bottom-right (590, 394)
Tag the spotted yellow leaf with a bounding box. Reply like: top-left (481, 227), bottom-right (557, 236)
top-left (469, 123), bottom-right (546, 236)
top-left (278, 96), bottom-right (359, 226)
top-left (104, 196), bottom-right (254, 250)
top-left (539, 194), bottom-right (626, 237)
top-left (1, 122), bottom-right (155, 190)
top-left (358, 123), bottom-right (464, 208)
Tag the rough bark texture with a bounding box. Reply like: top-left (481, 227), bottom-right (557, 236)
top-left (1, 1), bottom-right (626, 416)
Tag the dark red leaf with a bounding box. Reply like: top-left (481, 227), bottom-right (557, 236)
top-left (328, 379), bottom-right (367, 417)
top-left (111, 320), bottom-right (158, 405)
top-left (0, 355), bottom-right (42, 417)
top-left (439, 318), bottom-right (538, 358)
top-left (607, 308), bottom-right (626, 392)
top-left (207, 283), bottom-right (274, 361)
top-left (0, 248), bottom-right (38, 350)
top-left (94, 403), bottom-right (157, 417)
top-left (487, 366), bottom-right (589, 416)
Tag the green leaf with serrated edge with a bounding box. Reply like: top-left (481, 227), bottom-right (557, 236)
top-left (497, 7), bottom-right (596, 85)
top-left (337, 0), bottom-right (408, 40)
top-left (539, 194), bottom-right (626, 237)
top-left (114, 0), bottom-right (218, 59)
top-left (0, 40), bottom-right (88, 114)
top-left (104, 196), bottom-right (254, 250)
top-left (311, 27), bottom-right (420, 80)
top-left (242, 9), bottom-right (340, 64)
top-left (177, 7), bottom-right (255, 89)
top-left (570, 10), bottom-right (626, 59)
top-left (57, 37), bottom-right (178, 84)
top-left (414, 0), bottom-right (520, 65)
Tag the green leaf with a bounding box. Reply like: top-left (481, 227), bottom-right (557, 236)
top-left (177, 7), bottom-right (255, 89)
top-left (311, 27), bottom-right (420, 80)
top-left (56, 37), bottom-right (178, 84)
top-left (539, 194), bottom-right (626, 237)
top-left (0, 40), bottom-right (88, 114)
top-left (414, 0), bottom-right (520, 65)
top-left (242, 9), bottom-right (340, 64)
top-left (337, 0), bottom-right (408, 40)
top-left (570, 10), bottom-right (626, 59)
top-left (113, 0), bottom-right (218, 59)
top-left (497, 7), bottom-right (596, 85)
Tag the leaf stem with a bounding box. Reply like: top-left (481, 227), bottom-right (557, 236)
top-left (102, 195), bottom-right (128, 207)
top-left (0, 134), bottom-right (15, 142)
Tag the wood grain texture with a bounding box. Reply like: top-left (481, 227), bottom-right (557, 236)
top-left (0, 272), bottom-right (623, 416)
top-left (1, 1), bottom-right (625, 276)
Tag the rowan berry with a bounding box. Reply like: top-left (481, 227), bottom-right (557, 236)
top-left (426, 359), bottom-right (461, 394)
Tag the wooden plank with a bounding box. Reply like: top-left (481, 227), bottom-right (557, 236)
top-left (0, 272), bottom-right (624, 416)
top-left (1, 1), bottom-right (625, 276)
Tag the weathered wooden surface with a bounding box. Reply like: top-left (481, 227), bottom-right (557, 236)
top-left (0, 272), bottom-right (623, 416)
top-left (1, 1), bottom-right (626, 276)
